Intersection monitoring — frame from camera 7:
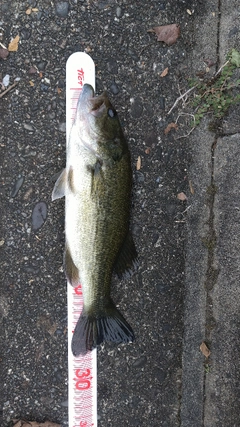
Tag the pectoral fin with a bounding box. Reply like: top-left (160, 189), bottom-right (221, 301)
top-left (64, 244), bottom-right (80, 287)
top-left (67, 166), bottom-right (75, 193)
top-left (52, 168), bottom-right (67, 200)
top-left (113, 231), bottom-right (138, 279)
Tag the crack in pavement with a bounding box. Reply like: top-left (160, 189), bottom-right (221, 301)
top-left (202, 0), bottom-right (222, 423)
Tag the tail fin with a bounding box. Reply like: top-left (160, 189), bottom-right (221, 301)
top-left (71, 301), bottom-right (135, 356)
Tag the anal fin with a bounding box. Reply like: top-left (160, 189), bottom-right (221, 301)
top-left (64, 244), bottom-right (80, 287)
top-left (113, 231), bottom-right (138, 279)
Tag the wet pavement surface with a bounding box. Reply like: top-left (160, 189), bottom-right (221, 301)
top-left (1, 1), bottom-right (240, 427)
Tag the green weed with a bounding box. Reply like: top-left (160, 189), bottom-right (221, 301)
top-left (190, 49), bottom-right (240, 126)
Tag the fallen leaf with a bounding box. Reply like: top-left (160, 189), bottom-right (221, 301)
top-left (0, 47), bottom-right (9, 59)
top-left (204, 58), bottom-right (215, 68)
top-left (8, 35), bottom-right (20, 52)
top-left (164, 122), bottom-right (178, 135)
top-left (13, 422), bottom-right (60, 427)
top-left (177, 192), bottom-right (187, 201)
top-left (85, 46), bottom-right (92, 53)
top-left (160, 67), bottom-right (169, 77)
top-left (29, 66), bottom-right (38, 74)
top-left (189, 180), bottom-right (194, 195)
top-left (26, 7), bottom-right (32, 14)
top-left (29, 80), bottom-right (34, 86)
top-left (200, 341), bottom-right (211, 358)
top-left (145, 147), bottom-right (151, 154)
top-left (136, 156), bottom-right (141, 170)
top-left (32, 8), bottom-right (39, 12)
top-left (148, 24), bottom-right (180, 46)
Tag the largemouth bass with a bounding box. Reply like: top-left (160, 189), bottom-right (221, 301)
top-left (52, 84), bottom-right (137, 356)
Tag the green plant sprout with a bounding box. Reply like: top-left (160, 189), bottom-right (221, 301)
top-left (190, 49), bottom-right (240, 126)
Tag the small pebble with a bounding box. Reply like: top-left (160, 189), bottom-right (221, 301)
top-left (159, 3), bottom-right (166, 10)
top-left (3, 74), bottom-right (10, 87)
top-left (59, 122), bottom-right (66, 132)
top-left (107, 59), bottom-right (118, 74)
top-left (40, 83), bottom-right (49, 92)
top-left (130, 98), bottom-right (143, 118)
top-left (32, 201), bottom-right (48, 231)
top-left (29, 66), bottom-right (37, 74)
top-left (128, 49), bottom-right (139, 62)
top-left (10, 176), bottom-right (24, 197)
top-left (0, 47), bottom-right (9, 60)
top-left (156, 283), bottom-right (171, 294)
top-left (37, 61), bottom-right (47, 71)
top-left (229, 27), bottom-right (238, 37)
top-left (55, 2), bottom-right (69, 18)
top-left (132, 355), bottom-right (147, 368)
top-left (23, 123), bottom-right (34, 131)
top-left (135, 171), bottom-right (144, 183)
top-left (21, 28), bottom-right (32, 40)
top-left (116, 6), bottom-right (122, 18)
top-left (109, 82), bottom-right (119, 95)
top-left (154, 368), bottom-right (166, 383)
top-left (159, 96), bottom-right (165, 110)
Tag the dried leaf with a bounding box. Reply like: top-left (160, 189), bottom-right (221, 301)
top-left (8, 35), bottom-right (20, 52)
top-left (136, 156), bottom-right (141, 170)
top-left (29, 66), bottom-right (38, 74)
top-left (26, 7), bottom-right (32, 14)
top-left (189, 180), bottom-right (194, 195)
top-left (32, 8), bottom-right (39, 12)
top-left (29, 80), bottom-right (34, 87)
top-left (164, 122), bottom-right (178, 135)
top-left (148, 24), bottom-right (180, 46)
top-left (177, 192), bottom-right (187, 201)
top-left (160, 67), bottom-right (169, 77)
top-left (200, 342), bottom-right (211, 358)
top-left (145, 147), bottom-right (151, 154)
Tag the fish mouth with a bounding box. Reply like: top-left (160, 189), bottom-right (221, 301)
top-left (78, 83), bottom-right (95, 105)
top-left (77, 84), bottom-right (109, 118)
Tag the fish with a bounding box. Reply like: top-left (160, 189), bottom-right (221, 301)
top-left (52, 84), bottom-right (137, 356)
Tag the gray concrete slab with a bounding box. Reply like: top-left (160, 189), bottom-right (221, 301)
top-left (204, 133), bottom-right (240, 427)
top-left (181, 0), bottom-right (219, 425)
top-left (181, 120), bottom-right (215, 427)
top-left (181, 0), bottom-right (240, 426)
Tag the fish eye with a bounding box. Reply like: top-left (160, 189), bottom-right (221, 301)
top-left (107, 108), bottom-right (116, 118)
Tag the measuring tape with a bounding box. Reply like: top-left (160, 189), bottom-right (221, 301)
top-left (66, 52), bottom-right (97, 427)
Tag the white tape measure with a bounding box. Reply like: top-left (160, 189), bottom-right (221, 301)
top-left (66, 52), bottom-right (97, 427)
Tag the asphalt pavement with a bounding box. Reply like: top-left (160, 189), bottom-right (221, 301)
top-left (0, 1), bottom-right (240, 426)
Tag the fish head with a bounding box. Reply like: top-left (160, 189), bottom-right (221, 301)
top-left (75, 84), bottom-right (128, 162)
